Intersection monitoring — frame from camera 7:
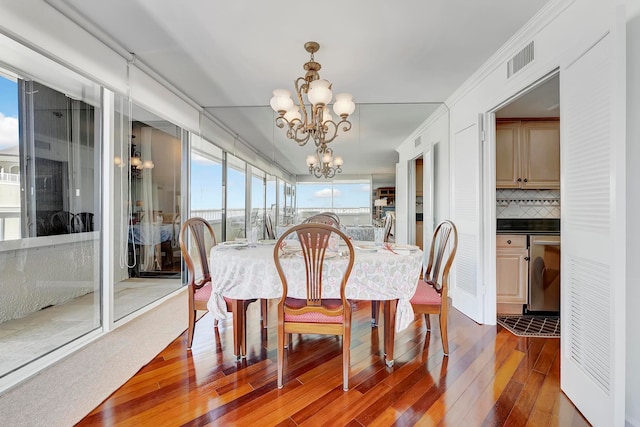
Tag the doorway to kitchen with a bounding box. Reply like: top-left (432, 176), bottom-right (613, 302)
top-left (492, 72), bottom-right (561, 324)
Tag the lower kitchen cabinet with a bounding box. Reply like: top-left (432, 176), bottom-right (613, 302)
top-left (496, 235), bottom-right (528, 313)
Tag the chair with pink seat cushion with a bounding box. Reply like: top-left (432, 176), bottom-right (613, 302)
top-left (179, 217), bottom-right (259, 352)
top-left (273, 223), bottom-right (355, 391)
top-left (410, 220), bottom-right (458, 356)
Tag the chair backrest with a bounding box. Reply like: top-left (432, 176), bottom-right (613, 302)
top-left (77, 212), bottom-right (94, 232)
top-left (274, 223), bottom-right (354, 309)
top-left (265, 213), bottom-right (276, 239)
top-left (382, 213), bottom-right (394, 242)
top-left (423, 220), bottom-right (458, 298)
top-left (179, 217), bottom-right (216, 289)
top-left (171, 213), bottom-right (181, 248)
top-left (50, 211), bottom-right (82, 234)
top-left (302, 212), bottom-right (340, 227)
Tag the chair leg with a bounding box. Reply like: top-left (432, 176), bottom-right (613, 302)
top-left (187, 309), bottom-right (196, 349)
top-left (261, 299), bottom-right (268, 329)
top-left (439, 311), bottom-right (449, 356)
top-left (343, 329), bottom-right (350, 391)
top-left (277, 325), bottom-right (285, 389)
top-left (371, 301), bottom-right (380, 327)
top-left (425, 313), bottom-right (431, 331)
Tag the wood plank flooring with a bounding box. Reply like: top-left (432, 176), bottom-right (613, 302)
top-left (76, 301), bottom-right (589, 426)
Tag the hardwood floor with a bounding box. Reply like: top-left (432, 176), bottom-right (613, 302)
top-left (77, 301), bottom-right (589, 426)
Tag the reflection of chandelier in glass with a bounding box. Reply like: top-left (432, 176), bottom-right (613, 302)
top-left (113, 141), bottom-right (154, 179)
top-left (306, 144), bottom-right (343, 179)
top-left (270, 41), bottom-right (355, 177)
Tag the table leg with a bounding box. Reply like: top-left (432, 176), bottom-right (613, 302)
top-left (232, 299), bottom-right (246, 360)
top-left (383, 299), bottom-right (397, 367)
top-left (371, 300), bottom-right (380, 327)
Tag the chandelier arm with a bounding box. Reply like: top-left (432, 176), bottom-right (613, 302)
top-left (338, 118), bottom-right (352, 133)
top-left (275, 116), bottom-right (288, 129)
top-left (320, 120), bottom-right (340, 144)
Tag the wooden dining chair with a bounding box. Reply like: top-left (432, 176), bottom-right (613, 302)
top-left (273, 223), bottom-right (355, 391)
top-left (410, 220), bottom-right (458, 355)
top-left (179, 217), bottom-right (259, 350)
top-left (302, 212), bottom-right (340, 227)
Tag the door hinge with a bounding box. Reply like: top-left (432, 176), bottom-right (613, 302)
top-left (480, 130), bottom-right (486, 142)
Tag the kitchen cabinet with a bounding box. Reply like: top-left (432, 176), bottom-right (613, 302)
top-left (496, 119), bottom-right (560, 189)
top-left (416, 221), bottom-right (423, 250)
top-left (496, 235), bottom-right (528, 314)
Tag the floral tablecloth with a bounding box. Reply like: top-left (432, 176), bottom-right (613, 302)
top-left (208, 242), bottom-right (423, 331)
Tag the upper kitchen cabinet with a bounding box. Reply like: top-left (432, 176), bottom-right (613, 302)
top-left (496, 119), bottom-right (560, 189)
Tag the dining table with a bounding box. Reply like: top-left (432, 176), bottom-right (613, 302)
top-left (208, 240), bottom-right (423, 366)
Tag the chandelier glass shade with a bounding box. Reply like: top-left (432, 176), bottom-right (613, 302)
top-left (270, 41), bottom-right (355, 178)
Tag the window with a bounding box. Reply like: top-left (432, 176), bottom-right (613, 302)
top-left (190, 135), bottom-right (223, 238)
top-left (250, 166), bottom-right (265, 239)
top-left (296, 180), bottom-right (371, 225)
top-left (226, 154), bottom-right (246, 240)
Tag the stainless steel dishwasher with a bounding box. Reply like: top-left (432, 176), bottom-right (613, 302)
top-left (528, 235), bottom-right (560, 313)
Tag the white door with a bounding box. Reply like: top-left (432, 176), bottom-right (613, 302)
top-left (560, 8), bottom-right (626, 426)
top-left (395, 161), bottom-right (408, 244)
top-left (450, 119), bottom-right (483, 323)
top-left (422, 147), bottom-right (435, 248)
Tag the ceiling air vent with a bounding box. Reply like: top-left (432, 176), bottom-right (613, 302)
top-left (507, 41), bottom-right (534, 78)
top-left (414, 136), bottom-right (422, 148)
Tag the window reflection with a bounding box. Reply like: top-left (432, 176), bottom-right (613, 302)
top-left (112, 96), bottom-right (182, 320)
top-left (0, 71), bottom-right (101, 379)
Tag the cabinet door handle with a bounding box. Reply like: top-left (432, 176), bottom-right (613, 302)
top-left (524, 256), bottom-right (530, 261)
top-left (517, 178), bottom-right (522, 182)
top-left (523, 178), bottom-right (528, 182)
top-left (506, 240), bottom-right (511, 244)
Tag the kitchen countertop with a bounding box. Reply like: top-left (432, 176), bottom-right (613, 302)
top-left (496, 218), bottom-right (560, 235)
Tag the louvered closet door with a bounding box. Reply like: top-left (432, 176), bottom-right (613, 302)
top-left (450, 120), bottom-right (483, 323)
top-left (560, 8), bottom-right (626, 426)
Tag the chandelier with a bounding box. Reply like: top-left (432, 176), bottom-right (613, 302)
top-left (270, 41), bottom-right (355, 176)
top-left (306, 144), bottom-right (343, 179)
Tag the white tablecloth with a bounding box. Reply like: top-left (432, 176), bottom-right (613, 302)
top-left (344, 225), bottom-right (375, 241)
top-left (208, 242), bottom-right (423, 331)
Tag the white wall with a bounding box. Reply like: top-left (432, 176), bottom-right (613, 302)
top-left (625, 2), bottom-right (640, 425)
top-left (396, 0), bottom-right (638, 423)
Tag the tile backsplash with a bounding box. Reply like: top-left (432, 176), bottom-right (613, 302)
top-left (496, 189), bottom-right (560, 219)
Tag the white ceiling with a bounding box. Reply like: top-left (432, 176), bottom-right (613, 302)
top-left (50, 0), bottom-right (552, 177)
